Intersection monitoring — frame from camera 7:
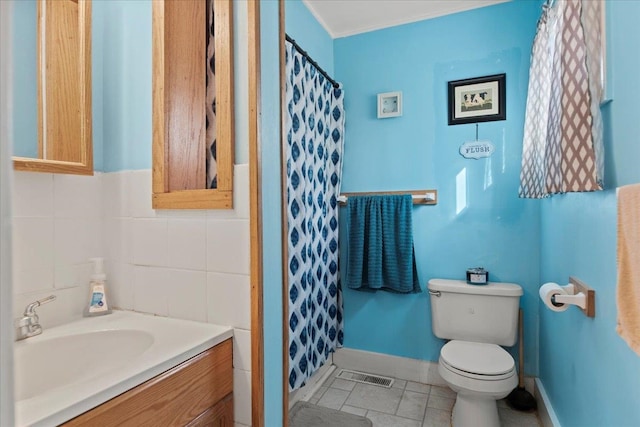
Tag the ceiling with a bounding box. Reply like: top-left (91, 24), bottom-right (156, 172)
top-left (302, 0), bottom-right (511, 38)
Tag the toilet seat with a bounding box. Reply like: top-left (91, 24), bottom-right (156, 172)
top-left (440, 340), bottom-right (515, 381)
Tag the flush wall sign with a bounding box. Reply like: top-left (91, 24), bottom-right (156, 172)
top-left (459, 141), bottom-right (495, 159)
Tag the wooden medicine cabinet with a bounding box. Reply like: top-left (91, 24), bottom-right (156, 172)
top-left (13, 0), bottom-right (93, 175)
top-left (152, 0), bottom-right (234, 209)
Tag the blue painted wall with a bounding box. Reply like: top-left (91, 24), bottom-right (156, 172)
top-left (261, 2), bottom-right (284, 425)
top-left (334, 1), bottom-right (541, 373)
top-left (285, 0), bottom-right (333, 75)
top-left (604, 0), bottom-right (640, 189)
top-left (12, 0), bottom-right (37, 159)
top-left (101, 0), bottom-right (151, 172)
top-left (92, 1), bottom-right (104, 171)
top-left (538, 2), bottom-right (640, 426)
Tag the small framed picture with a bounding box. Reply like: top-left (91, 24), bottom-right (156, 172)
top-left (448, 74), bottom-right (506, 125)
top-left (377, 91), bottom-right (402, 118)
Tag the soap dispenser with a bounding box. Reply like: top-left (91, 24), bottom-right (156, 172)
top-left (84, 257), bottom-right (112, 316)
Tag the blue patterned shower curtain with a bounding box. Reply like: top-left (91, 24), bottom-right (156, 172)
top-left (285, 41), bottom-right (345, 391)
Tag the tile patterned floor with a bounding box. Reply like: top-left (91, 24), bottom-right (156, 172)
top-left (307, 369), bottom-right (541, 427)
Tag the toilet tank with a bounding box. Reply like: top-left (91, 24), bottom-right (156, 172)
top-left (428, 278), bottom-right (523, 347)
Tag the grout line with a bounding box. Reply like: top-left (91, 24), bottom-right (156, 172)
top-left (425, 391), bottom-right (432, 413)
top-left (398, 388), bottom-right (429, 423)
top-left (420, 396), bottom-right (428, 424)
top-left (394, 389), bottom-right (406, 417)
top-left (370, 409), bottom-right (426, 424)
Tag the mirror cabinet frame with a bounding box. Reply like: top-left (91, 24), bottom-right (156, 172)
top-left (13, 0), bottom-right (93, 175)
top-left (152, 0), bottom-right (234, 210)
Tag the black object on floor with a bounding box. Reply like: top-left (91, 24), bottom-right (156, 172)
top-left (507, 308), bottom-right (537, 411)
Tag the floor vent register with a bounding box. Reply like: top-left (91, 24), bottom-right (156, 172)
top-left (335, 369), bottom-right (394, 388)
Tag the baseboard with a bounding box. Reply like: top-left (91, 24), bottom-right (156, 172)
top-left (334, 347), bottom-right (538, 396)
top-left (333, 347), bottom-right (447, 386)
top-left (523, 376), bottom-right (535, 396)
top-left (288, 362), bottom-right (336, 410)
top-left (535, 378), bottom-right (561, 427)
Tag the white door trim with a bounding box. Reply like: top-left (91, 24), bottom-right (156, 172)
top-left (0, 1), bottom-right (15, 426)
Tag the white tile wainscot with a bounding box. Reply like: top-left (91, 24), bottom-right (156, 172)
top-left (12, 165), bottom-right (252, 426)
top-left (102, 166), bottom-right (252, 425)
top-left (12, 172), bottom-right (104, 328)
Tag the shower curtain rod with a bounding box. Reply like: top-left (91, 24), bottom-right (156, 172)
top-left (285, 34), bottom-right (339, 88)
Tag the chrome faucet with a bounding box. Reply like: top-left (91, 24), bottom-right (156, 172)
top-left (15, 295), bottom-right (56, 341)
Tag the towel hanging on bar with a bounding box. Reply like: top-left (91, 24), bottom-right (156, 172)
top-left (345, 194), bottom-right (421, 293)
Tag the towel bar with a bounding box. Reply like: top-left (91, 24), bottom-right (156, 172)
top-left (337, 190), bottom-right (437, 206)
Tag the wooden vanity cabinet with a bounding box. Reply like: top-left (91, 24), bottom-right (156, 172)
top-left (185, 394), bottom-right (233, 427)
top-left (64, 338), bottom-right (233, 427)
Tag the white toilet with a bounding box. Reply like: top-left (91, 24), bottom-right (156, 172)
top-left (428, 278), bottom-right (523, 427)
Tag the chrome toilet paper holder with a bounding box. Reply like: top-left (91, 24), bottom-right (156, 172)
top-left (551, 277), bottom-right (596, 317)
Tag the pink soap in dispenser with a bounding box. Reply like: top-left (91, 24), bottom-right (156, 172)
top-left (84, 257), bottom-right (112, 316)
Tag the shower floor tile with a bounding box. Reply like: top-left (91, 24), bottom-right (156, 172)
top-left (315, 369), bottom-right (542, 427)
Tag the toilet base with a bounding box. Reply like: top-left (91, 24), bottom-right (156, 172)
top-left (452, 393), bottom-right (500, 427)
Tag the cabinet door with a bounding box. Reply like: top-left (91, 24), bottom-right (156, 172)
top-left (13, 0), bottom-right (93, 175)
top-left (186, 394), bottom-right (233, 427)
top-left (64, 339), bottom-right (233, 426)
top-left (152, 0), bottom-right (234, 209)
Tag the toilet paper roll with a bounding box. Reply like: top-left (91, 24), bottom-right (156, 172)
top-left (539, 282), bottom-right (570, 312)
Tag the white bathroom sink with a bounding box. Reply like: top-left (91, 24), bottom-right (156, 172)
top-left (14, 310), bottom-right (233, 427)
top-left (14, 329), bottom-right (154, 401)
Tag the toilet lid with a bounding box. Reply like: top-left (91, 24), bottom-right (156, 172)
top-left (440, 340), bottom-right (514, 376)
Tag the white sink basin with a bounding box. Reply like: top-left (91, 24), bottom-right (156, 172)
top-left (15, 329), bottom-right (154, 401)
top-left (14, 310), bottom-right (233, 427)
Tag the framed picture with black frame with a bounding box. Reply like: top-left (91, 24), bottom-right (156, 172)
top-left (448, 73), bottom-right (506, 125)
